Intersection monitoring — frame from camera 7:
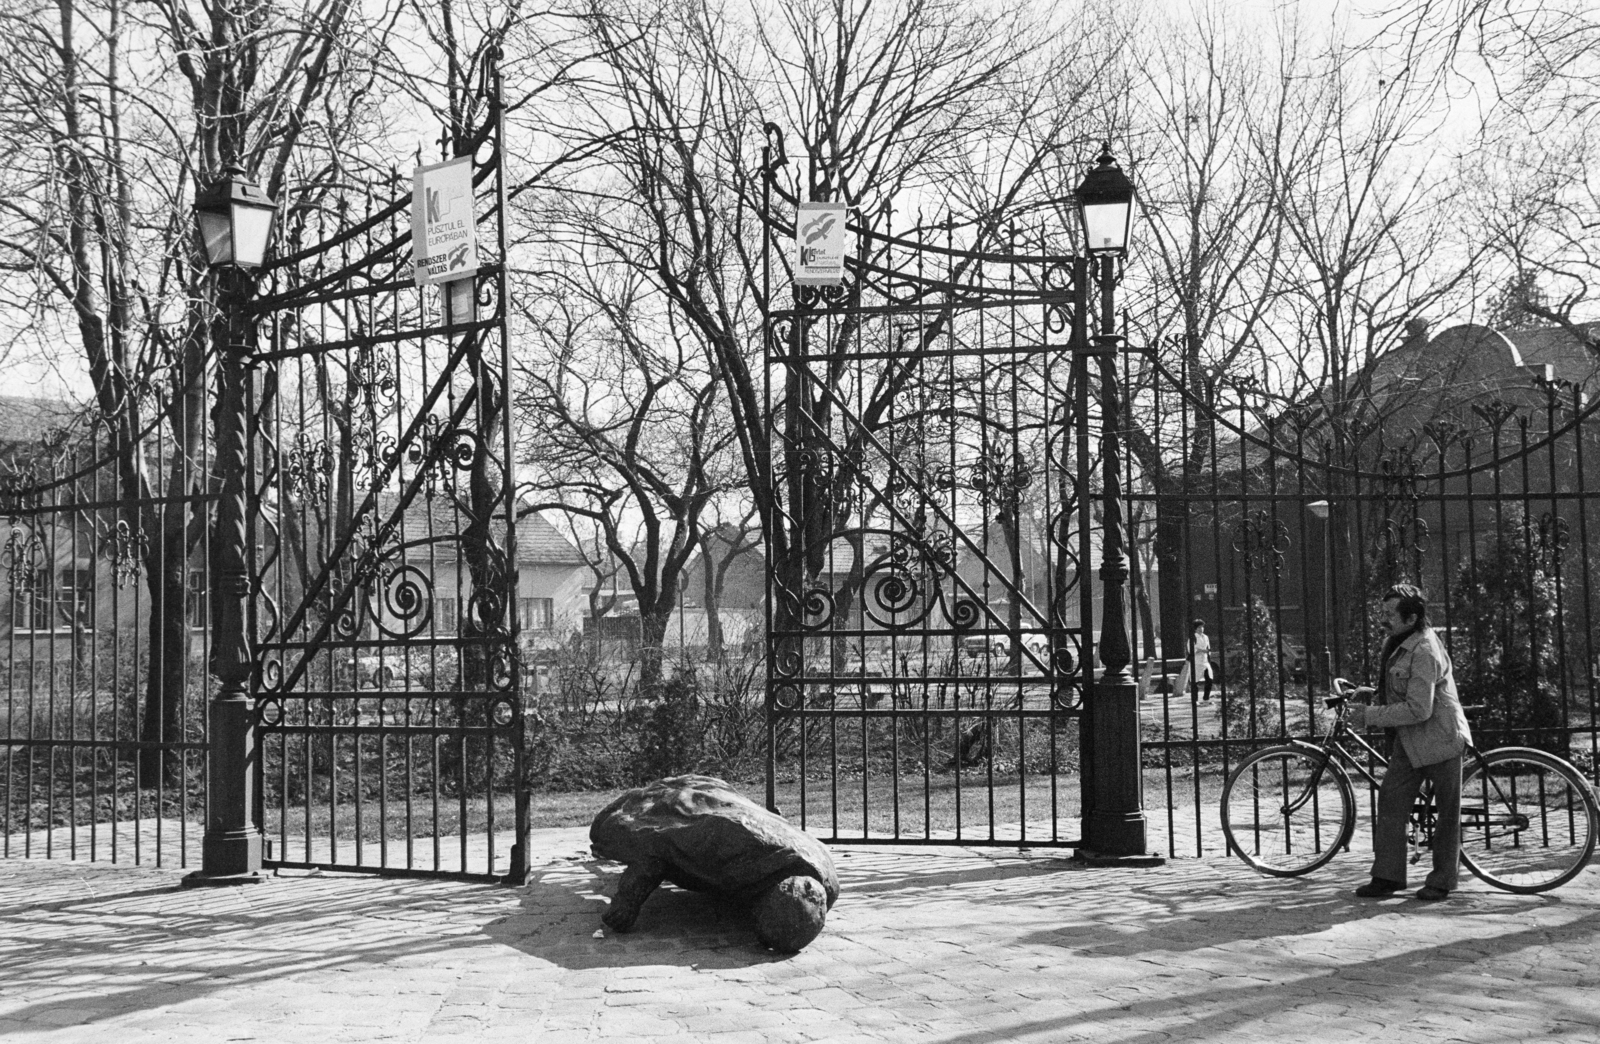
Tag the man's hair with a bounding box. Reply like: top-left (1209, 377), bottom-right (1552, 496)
top-left (1191, 618), bottom-right (1206, 630)
top-left (1383, 584), bottom-right (1429, 628)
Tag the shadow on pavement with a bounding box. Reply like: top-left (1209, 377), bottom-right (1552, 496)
top-left (1013, 871), bottom-right (1420, 954)
top-left (481, 857), bottom-right (793, 969)
top-left (0, 862), bottom-right (517, 1029)
top-left (831, 849), bottom-right (1084, 896)
top-left (942, 905), bottom-right (1600, 1044)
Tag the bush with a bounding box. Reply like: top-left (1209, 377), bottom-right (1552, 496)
top-left (1451, 509), bottom-right (1569, 754)
top-left (1221, 596), bottom-right (1285, 740)
top-left (523, 640), bottom-right (768, 790)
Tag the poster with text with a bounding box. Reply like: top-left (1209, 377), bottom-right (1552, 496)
top-left (794, 202), bottom-right (847, 286)
top-left (412, 156), bottom-right (478, 286)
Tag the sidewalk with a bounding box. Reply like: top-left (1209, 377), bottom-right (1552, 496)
top-left (2, 828), bottom-right (1597, 1043)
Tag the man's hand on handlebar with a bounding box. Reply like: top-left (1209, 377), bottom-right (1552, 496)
top-left (1325, 680), bottom-right (1375, 727)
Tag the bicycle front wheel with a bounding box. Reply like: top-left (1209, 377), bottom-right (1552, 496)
top-left (1221, 745), bottom-right (1356, 876)
top-left (1460, 747), bottom-right (1599, 893)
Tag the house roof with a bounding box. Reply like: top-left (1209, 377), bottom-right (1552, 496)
top-left (371, 493), bottom-right (585, 566)
top-left (515, 511), bottom-right (586, 566)
top-left (1502, 325), bottom-right (1600, 386)
top-left (0, 396), bottom-right (79, 449)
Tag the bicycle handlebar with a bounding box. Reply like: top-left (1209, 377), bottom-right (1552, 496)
top-left (1325, 678), bottom-right (1374, 711)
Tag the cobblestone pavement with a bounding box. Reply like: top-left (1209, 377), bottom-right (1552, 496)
top-left (2, 828), bottom-right (1598, 1043)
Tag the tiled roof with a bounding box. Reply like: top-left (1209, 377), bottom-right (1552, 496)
top-left (370, 492), bottom-right (584, 566)
top-left (514, 511), bottom-right (586, 565)
top-left (0, 396), bottom-right (79, 448)
top-left (1504, 325), bottom-right (1600, 385)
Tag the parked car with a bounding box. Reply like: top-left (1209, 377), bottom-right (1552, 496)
top-left (961, 632), bottom-right (1051, 662)
top-left (342, 646), bottom-right (460, 690)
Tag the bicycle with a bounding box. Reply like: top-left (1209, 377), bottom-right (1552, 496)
top-left (1220, 678), bottom-right (1599, 893)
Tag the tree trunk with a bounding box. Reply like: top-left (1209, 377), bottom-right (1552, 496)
top-left (638, 607), bottom-right (669, 696)
top-left (700, 534), bottom-right (724, 662)
top-left (138, 519), bottom-right (190, 788)
top-left (1155, 493), bottom-right (1189, 663)
top-left (1129, 525), bottom-right (1157, 662)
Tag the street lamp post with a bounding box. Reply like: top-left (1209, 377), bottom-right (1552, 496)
top-left (1308, 500), bottom-right (1334, 695)
top-left (1075, 144), bottom-right (1160, 864)
top-left (182, 165), bottom-right (276, 887)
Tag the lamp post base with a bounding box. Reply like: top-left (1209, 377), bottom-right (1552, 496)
top-left (181, 827), bottom-right (264, 887)
top-left (1074, 848), bottom-right (1166, 868)
top-left (180, 869), bottom-right (268, 888)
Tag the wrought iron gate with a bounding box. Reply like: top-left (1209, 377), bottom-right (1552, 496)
top-left (760, 129), bottom-right (1096, 846)
top-left (247, 61), bottom-right (525, 881)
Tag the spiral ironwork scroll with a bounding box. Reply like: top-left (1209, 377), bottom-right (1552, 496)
top-left (2, 525), bottom-right (44, 589)
top-left (284, 432), bottom-right (333, 499)
top-left (350, 345), bottom-right (397, 410)
top-left (1379, 454), bottom-right (1428, 582)
top-left (102, 519), bottom-right (147, 588)
top-left (1231, 510), bottom-right (1290, 576)
top-left (0, 467), bottom-right (45, 520)
top-left (1538, 512), bottom-right (1572, 567)
top-left (376, 562), bottom-right (433, 638)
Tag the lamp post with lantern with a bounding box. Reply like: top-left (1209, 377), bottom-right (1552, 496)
top-left (182, 164), bottom-right (276, 886)
top-left (1073, 144), bottom-right (1160, 864)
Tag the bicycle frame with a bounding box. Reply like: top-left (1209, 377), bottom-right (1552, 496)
top-left (1223, 678), bottom-right (1596, 889)
top-left (1302, 699), bottom-right (1528, 852)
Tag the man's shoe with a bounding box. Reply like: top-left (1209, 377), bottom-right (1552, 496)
top-left (1415, 885), bottom-right (1450, 901)
top-left (1355, 878), bottom-right (1404, 898)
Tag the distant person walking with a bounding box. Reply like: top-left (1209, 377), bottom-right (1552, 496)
top-left (1348, 584), bottom-right (1472, 902)
top-left (1188, 619), bottom-right (1214, 703)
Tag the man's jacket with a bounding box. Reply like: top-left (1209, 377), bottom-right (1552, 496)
top-left (1366, 627), bottom-right (1472, 767)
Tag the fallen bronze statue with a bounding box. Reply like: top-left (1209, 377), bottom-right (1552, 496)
top-left (590, 775), bottom-right (840, 952)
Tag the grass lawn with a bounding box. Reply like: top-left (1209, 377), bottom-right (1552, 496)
top-left (260, 765), bottom-right (1230, 849)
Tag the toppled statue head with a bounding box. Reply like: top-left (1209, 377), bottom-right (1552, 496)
top-left (754, 874), bottom-right (830, 953)
top-left (590, 775), bottom-right (840, 952)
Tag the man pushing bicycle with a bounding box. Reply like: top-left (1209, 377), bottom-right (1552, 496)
top-left (1346, 584), bottom-right (1474, 901)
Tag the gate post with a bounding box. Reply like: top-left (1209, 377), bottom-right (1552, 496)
top-left (184, 170), bottom-right (272, 887)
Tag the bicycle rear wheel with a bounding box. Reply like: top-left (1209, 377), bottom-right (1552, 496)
top-left (1221, 745), bottom-right (1356, 876)
top-left (1460, 747), bottom-right (1598, 893)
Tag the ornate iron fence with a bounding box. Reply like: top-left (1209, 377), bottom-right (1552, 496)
top-left (1132, 345), bottom-right (1600, 858)
top-left (2, 393), bottom-right (214, 867)
top-left (759, 140), bottom-right (1600, 859)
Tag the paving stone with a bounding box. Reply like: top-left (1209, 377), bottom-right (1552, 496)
top-left (4, 837), bottom-right (1600, 1042)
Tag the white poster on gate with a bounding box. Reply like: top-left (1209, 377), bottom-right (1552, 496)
top-left (794, 202), bottom-right (848, 285)
top-left (411, 156), bottom-right (478, 286)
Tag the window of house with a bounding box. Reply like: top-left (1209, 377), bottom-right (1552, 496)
top-left (520, 597), bottom-right (554, 631)
top-left (56, 568), bottom-right (92, 631)
top-left (11, 569), bottom-right (45, 631)
top-left (187, 570), bottom-right (207, 629)
top-left (11, 568), bottom-right (91, 632)
top-left (436, 598), bottom-right (458, 634)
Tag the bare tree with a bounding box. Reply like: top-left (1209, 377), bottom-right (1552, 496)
top-left (1371, 1), bottom-right (1600, 346)
top-left (0, 0), bottom-right (534, 781)
top-left (517, 0), bottom-right (1117, 681)
top-left (696, 502), bottom-right (761, 661)
top-left (0, 0), bottom-right (394, 782)
top-left (1113, 1), bottom-right (1306, 656)
top-left (516, 262), bottom-right (738, 692)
